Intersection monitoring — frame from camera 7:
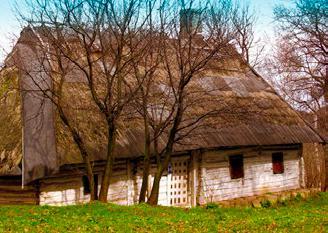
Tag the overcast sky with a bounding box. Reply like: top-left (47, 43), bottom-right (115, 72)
top-left (0, 0), bottom-right (291, 63)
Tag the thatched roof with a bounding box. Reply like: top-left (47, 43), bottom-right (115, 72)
top-left (0, 68), bottom-right (22, 176)
top-left (53, 58), bottom-right (324, 165)
top-left (0, 27), bottom-right (324, 180)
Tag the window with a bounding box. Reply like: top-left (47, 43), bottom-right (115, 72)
top-left (272, 152), bottom-right (284, 174)
top-left (82, 176), bottom-right (90, 194)
top-left (82, 175), bottom-right (98, 199)
top-left (229, 155), bottom-right (244, 179)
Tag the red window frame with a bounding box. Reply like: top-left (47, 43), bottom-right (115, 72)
top-left (272, 152), bottom-right (284, 174)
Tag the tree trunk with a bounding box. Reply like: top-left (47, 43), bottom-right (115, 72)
top-left (320, 144), bottom-right (326, 192)
top-left (139, 144), bottom-right (151, 203)
top-left (82, 149), bottom-right (96, 201)
top-left (139, 112), bottom-right (151, 203)
top-left (147, 91), bottom-right (184, 205)
top-left (324, 106), bottom-right (328, 191)
top-left (323, 145), bottom-right (328, 191)
top-left (58, 107), bottom-right (96, 201)
top-left (324, 65), bottom-right (328, 104)
top-left (147, 147), bottom-right (173, 205)
top-left (99, 123), bottom-right (116, 202)
top-left (324, 68), bottom-right (328, 191)
top-left (147, 171), bottom-right (163, 205)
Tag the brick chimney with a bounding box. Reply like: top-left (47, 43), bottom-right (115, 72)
top-left (180, 9), bottom-right (202, 36)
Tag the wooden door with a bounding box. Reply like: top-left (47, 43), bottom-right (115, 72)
top-left (169, 157), bottom-right (189, 206)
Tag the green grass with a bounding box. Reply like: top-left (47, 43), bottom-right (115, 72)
top-left (0, 193), bottom-right (327, 233)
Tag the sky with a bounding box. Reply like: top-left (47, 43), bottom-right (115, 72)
top-left (0, 0), bottom-right (291, 63)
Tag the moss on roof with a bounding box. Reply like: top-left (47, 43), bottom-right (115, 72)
top-left (0, 68), bottom-right (22, 175)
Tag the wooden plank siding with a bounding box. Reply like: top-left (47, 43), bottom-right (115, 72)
top-left (0, 177), bottom-right (39, 205)
top-left (197, 149), bottom-right (301, 204)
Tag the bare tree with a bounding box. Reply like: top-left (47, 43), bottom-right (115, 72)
top-left (274, 0), bottom-right (328, 190)
top-left (274, 0), bottom-right (327, 117)
top-left (131, 25), bottom-right (163, 203)
top-left (6, 25), bottom-right (99, 200)
top-left (0, 68), bottom-right (22, 176)
top-left (129, 0), bottom-right (248, 205)
top-left (231, 1), bottom-right (264, 68)
top-left (13, 0), bottom-right (270, 205)
top-left (17, 0), bottom-right (152, 202)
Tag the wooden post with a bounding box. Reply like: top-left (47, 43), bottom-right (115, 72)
top-left (298, 147), bottom-right (305, 188)
top-left (147, 174), bottom-right (152, 202)
top-left (190, 150), bottom-right (201, 207)
top-left (197, 152), bottom-right (206, 205)
top-left (167, 169), bottom-right (172, 206)
top-left (35, 180), bottom-right (40, 205)
top-left (127, 159), bottom-right (132, 205)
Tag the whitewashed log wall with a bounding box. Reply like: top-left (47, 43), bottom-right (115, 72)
top-left (39, 160), bottom-right (132, 205)
top-left (106, 160), bottom-right (132, 205)
top-left (37, 149), bottom-right (302, 206)
top-left (197, 150), bottom-right (301, 204)
top-left (38, 160), bottom-right (172, 206)
top-left (39, 175), bottom-right (88, 206)
top-left (133, 161), bottom-right (169, 206)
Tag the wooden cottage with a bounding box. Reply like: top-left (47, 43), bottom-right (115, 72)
top-left (0, 27), bottom-right (325, 206)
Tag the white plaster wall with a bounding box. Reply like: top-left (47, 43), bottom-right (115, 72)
top-left (39, 149), bottom-right (302, 206)
top-left (133, 162), bottom-right (169, 206)
top-left (40, 187), bottom-right (89, 206)
top-left (39, 161), bottom-right (135, 206)
top-left (199, 150), bottom-right (301, 203)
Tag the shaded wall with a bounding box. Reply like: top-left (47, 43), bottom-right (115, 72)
top-left (0, 177), bottom-right (39, 205)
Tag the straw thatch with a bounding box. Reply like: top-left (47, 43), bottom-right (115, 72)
top-left (0, 68), bottom-right (22, 176)
top-left (0, 28), bottom-right (324, 179)
top-left (45, 57), bottom-right (325, 165)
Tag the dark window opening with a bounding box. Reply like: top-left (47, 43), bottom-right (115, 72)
top-left (229, 155), bottom-right (244, 179)
top-left (83, 175), bottom-right (98, 199)
top-left (272, 152), bottom-right (284, 174)
top-left (82, 176), bottom-right (90, 194)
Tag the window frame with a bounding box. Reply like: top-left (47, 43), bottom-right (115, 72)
top-left (229, 154), bottom-right (244, 179)
top-left (272, 152), bottom-right (284, 174)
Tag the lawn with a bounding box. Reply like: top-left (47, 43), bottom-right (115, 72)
top-left (0, 192), bottom-right (327, 233)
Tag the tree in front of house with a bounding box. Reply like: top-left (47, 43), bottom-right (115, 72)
top-left (16, 0), bottom-right (153, 201)
top-left (14, 0), bottom-right (262, 205)
top-left (133, 0), bottom-right (259, 205)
